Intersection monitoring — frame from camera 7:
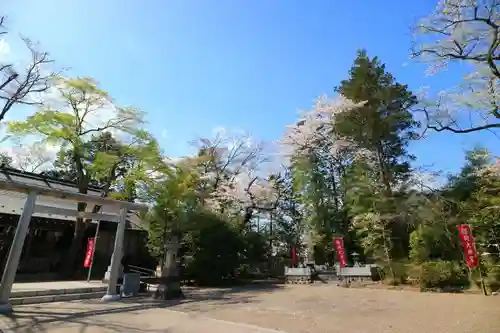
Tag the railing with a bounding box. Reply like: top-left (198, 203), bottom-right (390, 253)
top-left (128, 264), bottom-right (155, 277)
top-left (127, 264), bottom-right (158, 292)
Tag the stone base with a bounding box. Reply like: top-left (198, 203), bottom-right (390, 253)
top-left (285, 278), bottom-right (313, 285)
top-left (285, 275), bottom-right (313, 284)
top-left (101, 293), bottom-right (121, 302)
top-left (0, 301), bottom-right (13, 314)
top-left (154, 282), bottom-right (184, 300)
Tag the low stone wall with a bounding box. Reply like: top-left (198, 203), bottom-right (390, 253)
top-left (284, 267), bottom-right (313, 284)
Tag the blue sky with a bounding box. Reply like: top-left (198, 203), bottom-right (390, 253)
top-left (3, 0), bottom-right (499, 176)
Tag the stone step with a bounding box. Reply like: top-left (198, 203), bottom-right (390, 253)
top-left (10, 291), bottom-right (106, 305)
top-left (11, 286), bottom-right (108, 298)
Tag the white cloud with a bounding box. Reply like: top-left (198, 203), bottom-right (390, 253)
top-left (409, 170), bottom-right (445, 191)
top-left (161, 129), bottom-right (168, 138)
top-left (0, 142), bottom-right (57, 172)
top-left (0, 38), bottom-right (10, 59)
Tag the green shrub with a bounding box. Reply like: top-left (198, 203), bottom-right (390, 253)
top-left (473, 260), bottom-right (500, 293)
top-left (181, 211), bottom-right (269, 286)
top-left (484, 264), bottom-right (500, 293)
top-left (182, 212), bottom-right (245, 286)
top-left (408, 260), bottom-right (469, 290)
top-left (379, 260), bottom-right (409, 285)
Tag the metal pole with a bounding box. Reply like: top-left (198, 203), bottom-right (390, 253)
top-left (0, 192), bottom-right (37, 313)
top-left (87, 220), bottom-right (101, 282)
top-left (101, 208), bottom-right (127, 301)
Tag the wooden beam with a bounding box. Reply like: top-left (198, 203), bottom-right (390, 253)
top-left (0, 179), bottom-right (147, 211)
top-left (34, 205), bottom-right (121, 222)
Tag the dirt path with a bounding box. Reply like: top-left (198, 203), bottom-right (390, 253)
top-left (2, 284), bottom-right (499, 333)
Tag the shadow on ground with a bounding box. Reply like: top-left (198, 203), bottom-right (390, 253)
top-left (1, 282), bottom-right (284, 333)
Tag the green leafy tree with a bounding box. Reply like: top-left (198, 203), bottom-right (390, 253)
top-left (335, 50), bottom-right (419, 193)
top-left (0, 152), bottom-right (12, 167)
top-left (182, 211), bottom-right (246, 285)
top-left (335, 50), bottom-right (419, 269)
top-left (444, 146), bottom-right (492, 202)
top-left (146, 165), bottom-right (200, 260)
top-left (462, 168), bottom-right (500, 293)
top-left (7, 76), bottom-right (158, 276)
top-left (278, 95), bottom-right (364, 264)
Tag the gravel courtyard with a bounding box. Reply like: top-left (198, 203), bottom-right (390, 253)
top-left (2, 284), bottom-right (499, 333)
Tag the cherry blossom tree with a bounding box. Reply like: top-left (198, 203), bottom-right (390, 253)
top-left (277, 94), bottom-right (370, 263)
top-left (412, 0), bottom-right (499, 133)
top-left (190, 129), bottom-right (276, 222)
top-left (7, 76), bottom-right (152, 276)
top-left (279, 94), bottom-right (370, 162)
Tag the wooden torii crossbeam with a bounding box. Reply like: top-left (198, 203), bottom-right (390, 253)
top-left (0, 178), bottom-right (148, 313)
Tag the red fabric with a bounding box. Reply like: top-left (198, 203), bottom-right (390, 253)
top-left (83, 238), bottom-right (95, 268)
top-left (333, 237), bottom-right (347, 268)
top-left (457, 224), bottom-right (479, 268)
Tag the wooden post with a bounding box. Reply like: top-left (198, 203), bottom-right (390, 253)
top-left (477, 265), bottom-right (488, 296)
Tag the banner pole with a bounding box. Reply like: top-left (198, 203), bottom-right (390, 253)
top-left (477, 265), bottom-right (488, 296)
top-left (459, 224), bottom-right (488, 296)
top-left (87, 220), bottom-right (101, 282)
top-left (469, 224), bottom-right (488, 296)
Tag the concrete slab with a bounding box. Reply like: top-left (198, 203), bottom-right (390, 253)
top-left (12, 280), bottom-right (107, 293)
top-left (10, 291), bottom-right (106, 305)
top-left (7, 281), bottom-right (109, 306)
top-left (0, 299), bottom-right (287, 333)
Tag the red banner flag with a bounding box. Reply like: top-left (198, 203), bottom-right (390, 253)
top-left (333, 237), bottom-right (347, 268)
top-left (457, 224), bottom-right (479, 268)
top-left (83, 237), bottom-right (95, 268)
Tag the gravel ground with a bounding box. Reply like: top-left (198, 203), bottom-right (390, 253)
top-left (2, 284), bottom-right (499, 333)
top-left (175, 284), bottom-right (500, 333)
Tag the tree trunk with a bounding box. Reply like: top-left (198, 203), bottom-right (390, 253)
top-left (59, 156), bottom-right (89, 278)
top-left (59, 201), bottom-right (88, 278)
top-left (59, 159), bottom-right (119, 279)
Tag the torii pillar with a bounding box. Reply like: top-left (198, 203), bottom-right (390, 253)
top-left (0, 193), bottom-right (37, 313)
top-left (101, 208), bottom-right (128, 301)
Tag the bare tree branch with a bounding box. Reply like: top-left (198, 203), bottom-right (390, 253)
top-left (416, 106), bottom-right (500, 134)
top-left (411, 0), bottom-right (500, 134)
top-left (0, 25), bottom-right (58, 122)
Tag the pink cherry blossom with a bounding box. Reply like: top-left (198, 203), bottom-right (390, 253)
top-left (278, 94), bottom-right (368, 161)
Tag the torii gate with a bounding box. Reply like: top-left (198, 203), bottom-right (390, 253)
top-left (0, 178), bottom-right (148, 313)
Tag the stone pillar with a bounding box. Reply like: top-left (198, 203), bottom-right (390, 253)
top-left (305, 232), bottom-right (315, 264)
top-left (155, 235), bottom-right (184, 300)
top-left (0, 192), bottom-right (37, 314)
top-left (101, 208), bottom-right (127, 301)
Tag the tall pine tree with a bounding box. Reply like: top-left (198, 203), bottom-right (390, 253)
top-left (336, 50), bottom-right (419, 265)
top-left (336, 50), bottom-right (418, 192)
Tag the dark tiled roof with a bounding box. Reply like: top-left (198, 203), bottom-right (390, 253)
top-left (0, 168), bottom-right (145, 230)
